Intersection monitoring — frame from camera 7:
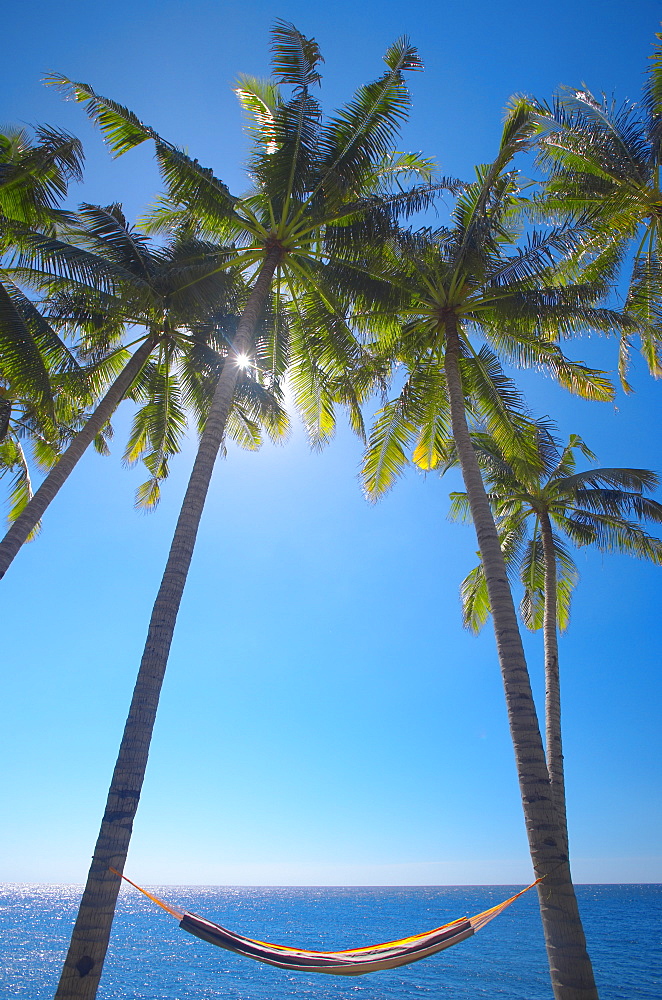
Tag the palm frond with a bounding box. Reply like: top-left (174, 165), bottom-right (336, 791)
top-left (460, 563), bottom-right (491, 633)
top-left (123, 354), bottom-right (188, 509)
top-left (317, 37), bottom-right (421, 197)
top-left (0, 436), bottom-right (40, 538)
top-left (644, 33), bottom-right (662, 162)
top-left (563, 509), bottom-right (662, 562)
top-left (46, 75), bottom-right (159, 155)
top-left (0, 124), bottom-right (83, 226)
top-left (270, 19), bottom-right (323, 91)
top-left (362, 395), bottom-right (417, 498)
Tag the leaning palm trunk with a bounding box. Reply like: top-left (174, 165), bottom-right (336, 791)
top-left (443, 321), bottom-right (597, 1000)
top-left (540, 509), bottom-right (569, 850)
top-left (0, 334), bottom-right (159, 579)
top-left (54, 254), bottom-right (279, 1000)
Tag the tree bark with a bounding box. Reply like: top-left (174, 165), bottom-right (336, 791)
top-left (53, 252), bottom-right (280, 1000)
top-left (0, 334), bottom-right (159, 579)
top-left (443, 319), bottom-right (597, 1000)
top-left (540, 510), bottom-right (569, 851)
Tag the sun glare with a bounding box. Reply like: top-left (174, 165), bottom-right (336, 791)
top-left (235, 353), bottom-right (251, 369)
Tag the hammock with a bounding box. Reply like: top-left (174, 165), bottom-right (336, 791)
top-left (113, 870), bottom-right (541, 976)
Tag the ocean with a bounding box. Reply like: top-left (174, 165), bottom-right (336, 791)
top-left (1, 883), bottom-right (660, 999)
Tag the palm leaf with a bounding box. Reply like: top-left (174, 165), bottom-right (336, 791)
top-left (316, 37), bottom-right (422, 197)
top-left (0, 436), bottom-right (40, 538)
top-left (270, 19), bottom-right (323, 91)
top-left (460, 563), bottom-right (491, 633)
top-left (46, 75), bottom-right (159, 155)
top-left (362, 395), bottom-right (416, 497)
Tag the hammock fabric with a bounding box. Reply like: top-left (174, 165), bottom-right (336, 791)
top-left (112, 869), bottom-right (541, 977)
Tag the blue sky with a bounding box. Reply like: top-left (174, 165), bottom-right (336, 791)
top-left (2, 0), bottom-right (661, 887)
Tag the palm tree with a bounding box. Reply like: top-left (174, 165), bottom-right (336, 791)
top-left (453, 425), bottom-right (662, 841)
top-left (51, 23), bottom-right (441, 1000)
top-left (0, 203), bottom-right (245, 573)
top-left (361, 109), bottom-right (636, 999)
top-left (525, 31), bottom-right (662, 385)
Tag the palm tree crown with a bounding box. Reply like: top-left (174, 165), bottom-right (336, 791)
top-left (363, 107), bottom-right (628, 499)
top-left (456, 425), bottom-right (662, 634)
top-left (53, 202), bottom-right (286, 507)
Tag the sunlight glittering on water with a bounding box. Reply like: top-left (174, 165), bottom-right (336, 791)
top-left (1, 884), bottom-right (660, 999)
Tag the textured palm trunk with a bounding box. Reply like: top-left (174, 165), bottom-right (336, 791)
top-left (540, 511), bottom-right (569, 851)
top-left (0, 334), bottom-right (159, 579)
top-left (53, 252), bottom-right (280, 1000)
top-left (443, 320), bottom-right (597, 1000)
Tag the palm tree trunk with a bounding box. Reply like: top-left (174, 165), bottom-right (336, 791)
top-left (540, 510), bottom-right (569, 850)
top-left (53, 252), bottom-right (280, 1000)
top-left (443, 319), bottom-right (597, 1000)
top-left (0, 334), bottom-right (159, 579)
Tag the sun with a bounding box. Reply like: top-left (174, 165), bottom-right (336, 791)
top-left (235, 353), bottom-right (252, 370)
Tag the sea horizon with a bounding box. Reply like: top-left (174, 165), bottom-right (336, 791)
top-left (2, 882), bottom-right (660, 999)
top-left (3, 878), bottom-right (660, 887)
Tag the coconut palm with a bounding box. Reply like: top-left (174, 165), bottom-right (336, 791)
top-left (51, 24), bottom-right (443, 1000)
top-left (360, 108), bottom-right (639, 998)
top-left (526, 31), bottom-right (662, 385)
top-left (0, 203), bottom-right (248, 573)
top-left (452, 425), bottom-right (662, 841)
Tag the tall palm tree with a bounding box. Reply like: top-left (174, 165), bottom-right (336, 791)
top-left (361, 109), bottom-right (636, 1000)
top-left (0, 203), bottom-right (245, 572)
top-left (453, 425), bottom-right (662, 840)
top-left (50, 23), bottom-right (441, 999)
top-left (525, 31), bottom-right (662, 385)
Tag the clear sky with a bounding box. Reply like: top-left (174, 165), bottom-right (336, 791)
top-left (2, 0), bottom-right (661, 886)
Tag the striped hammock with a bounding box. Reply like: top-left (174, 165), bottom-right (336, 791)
top-left (113, 870), bottom-right (541, 976)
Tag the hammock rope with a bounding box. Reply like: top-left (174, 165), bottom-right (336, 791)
top-left (111, 868), bottom-right (542, 977)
